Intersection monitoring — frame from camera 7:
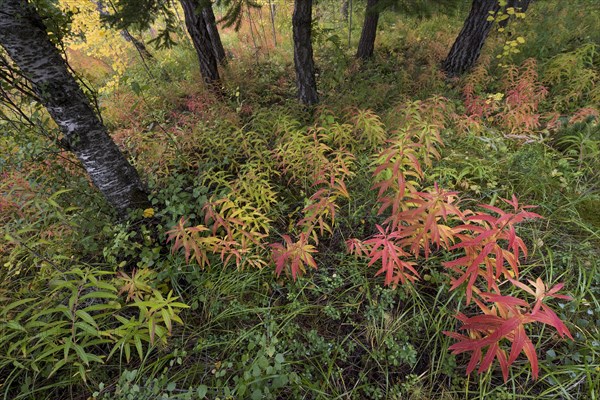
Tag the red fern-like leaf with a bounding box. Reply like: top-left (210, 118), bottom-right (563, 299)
top-left (364, 225), bottom-right (419, 287)
top-left (270, 233), bottom-right (317, 280)
top-left (444, 197), bottom-right (542, 302)
top-left (445, 280), bottom-right (572, 381)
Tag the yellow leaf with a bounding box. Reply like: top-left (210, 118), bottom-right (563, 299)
top-left (143, 208), bottom-right (155, 218)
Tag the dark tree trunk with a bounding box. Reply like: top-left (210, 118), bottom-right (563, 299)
top-left (0, 0), bottom-right (150, 216)
top-left (356, 0), bottom-right (380, 60)
top-left (202, 5), bottom-right (227, 65)
top-left (341, 0), bottom-right (349, 20)
top-left (180, 0), bottom-right (220, 84)
top-left (442, 0), bottom-right (501, 77)
top-left (292, 0), bottom-right (318, 105)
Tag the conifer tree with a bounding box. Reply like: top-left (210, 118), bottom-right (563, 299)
top-left (106, 0), bottom-right (227, 84)
top-left (95, 0), bottom-right (154, 60)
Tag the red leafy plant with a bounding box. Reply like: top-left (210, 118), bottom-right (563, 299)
top-left (270, 233), bottom-right (317, 280)
top-left (445, 278), bottom-right (572, 381)
top-left (458, 59), bottom-right (549, 138)
top-left (166, 197), bottom-right (271, 270)
top-left (270, 148), bottom-right (354, 278)
top-left (297, 149), bottom-right (354, 244)
top-left (349, 188), bottom-right (572, 381)
top-left (443, 195), bottom-right (542, 303)
top-left (362, 224), bottom-right (420, 287)
top-left (345, 115), bottom-right (572, 381)
top-left (166, 102), bottom-right (573, 382)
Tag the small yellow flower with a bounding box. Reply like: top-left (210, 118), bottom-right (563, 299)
top-left (143, 208), bottom-right (155, 218)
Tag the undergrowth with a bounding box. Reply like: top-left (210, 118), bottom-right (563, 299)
top-left (1, 1), bottom-right (598, 399)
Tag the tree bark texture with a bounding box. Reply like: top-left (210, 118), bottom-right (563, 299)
top-left (202, 5), bottom-right (227, 65)
top-left (292, 0), bottom-right (318, 105)
top-left (180, 0), bottom-right (220, 84)
top-left (442, 0), bottom-right (501, 77)
top-left (356, 0), bottom-right (380, 60)
top-left (0, 0), bottom-right (150, 215)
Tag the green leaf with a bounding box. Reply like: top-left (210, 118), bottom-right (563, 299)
top-left (34, 344), bottom-right (64, 362)
top-left (75, 310), bottom-right (98, 328)
top-left (124, 342), bottom-right (131, 363)
top-left (197, 385), bottom-right (208, 398)
top-left (5, 321), bottom-right (26, 331)
top-left (135, 335), bottom-right (144, 360)
top-left (74, 344), bottom-right (90, 366)
top-left (251, 389), bottom-right (263, 400)
top-left (74, 321), bottom-right (100, 337)
top-left (79, 291), bottom-right (118, 301)
top-left (237, 384), bottom-right (247, 396)
top-left (83, 302), bottom-right (121, 313)
top-left (63, 337), bottom-right (72, 361)
top-left (93, 281), bottom-right (119, 292)
top-left (131, 81), bottom-right (142, 95)
top-left (77, 362), bottom-right (87, 382)
top-left (1, 298), bottom-right (36, 315)
top-left (48, 358), bottom-right (67, 378)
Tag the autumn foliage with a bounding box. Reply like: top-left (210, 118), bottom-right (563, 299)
top-left (165, 98), bottom-right (573, 382)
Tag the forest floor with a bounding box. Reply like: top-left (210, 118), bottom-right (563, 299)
top-left (0, 2), bottom-right (599, 399)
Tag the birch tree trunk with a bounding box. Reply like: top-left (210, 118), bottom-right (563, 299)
top-left (356, 0), bottom-right (380, 60)
top-left (0, 0), bottom-right (150, 216)
top-left (292, 0), bottom-right (318, 105)
top-left (442, 0), bottom-right (500, 77)
top-left (180, 0), bottom-right (220, 84)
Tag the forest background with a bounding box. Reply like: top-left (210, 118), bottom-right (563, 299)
top-left (0, 0), bottom-right (599, 399)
